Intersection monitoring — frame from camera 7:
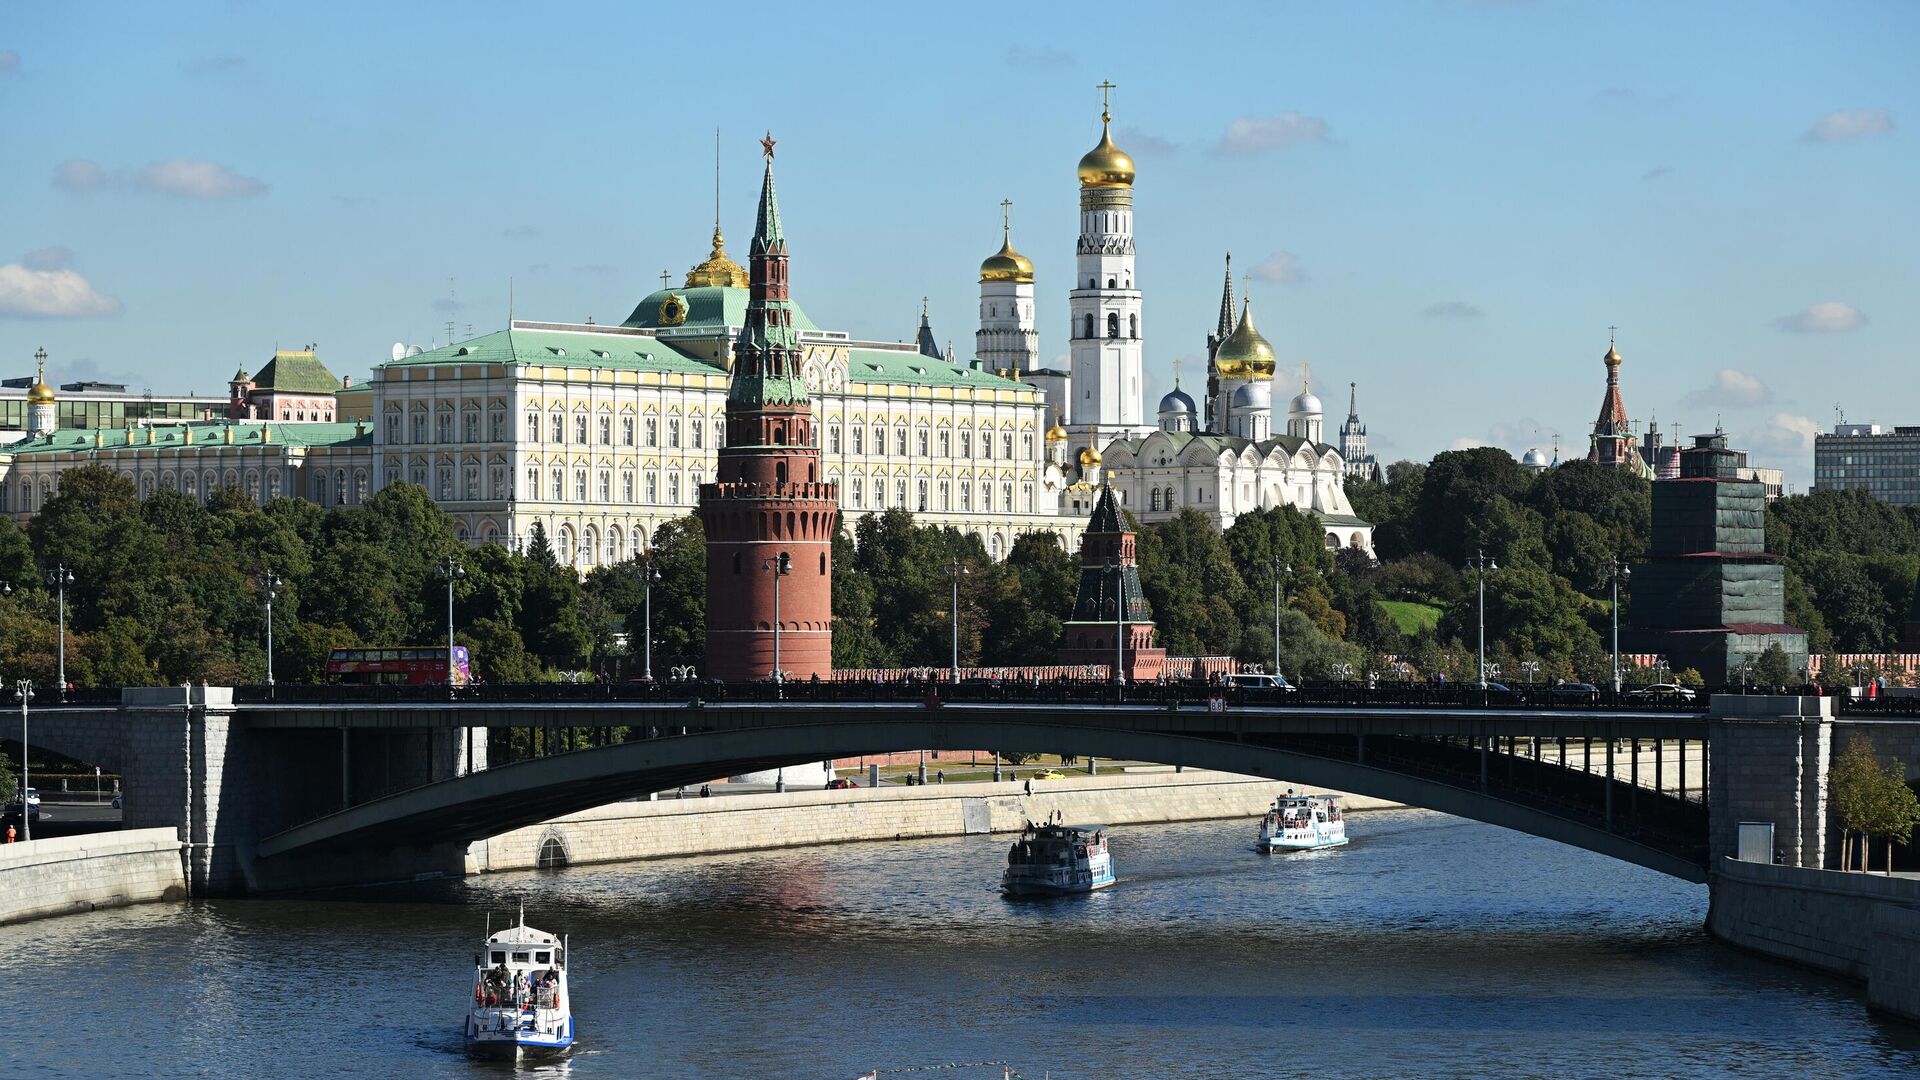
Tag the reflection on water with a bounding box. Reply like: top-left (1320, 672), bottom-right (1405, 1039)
top-left (6, 809), bottom-right (1920, 1079)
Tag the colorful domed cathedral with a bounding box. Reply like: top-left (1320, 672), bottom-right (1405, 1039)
top-left (989, 86), bottom-right (1374, 557)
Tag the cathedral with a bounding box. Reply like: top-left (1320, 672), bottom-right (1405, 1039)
top-left (979, 93), bottom-right (1375, 557)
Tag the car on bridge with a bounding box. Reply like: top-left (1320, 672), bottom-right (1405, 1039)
top-left (824, 777), bottom-right (858, 790)
top-left (1222, 673), bottom-right (1295, 692)
top-left (1030, 769), bottom-right (1068, 780)
top-left (1549, 681), bottom-right (1600, 702)
top-left (1629, 683), bottom-right (1697, 702)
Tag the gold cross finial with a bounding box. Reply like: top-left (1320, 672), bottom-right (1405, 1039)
top-left (1608, 324), bottom-right (1617, 347)
top-left (1096, 79), bottom-right (1116, 119)
top-left (921, 295), bottom-right (929, 318)
top-left (1172, 356), bottom-right (1184, 388)
top-left (760, 132), bottom-right (776, 159)
top-left (1240, 273), bottom-right (1252, 311)
top-left (999, 197), bottom-right (1012, 237)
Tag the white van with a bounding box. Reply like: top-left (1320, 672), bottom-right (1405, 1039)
top-left (1223, 673), bottom-right (1295, 692)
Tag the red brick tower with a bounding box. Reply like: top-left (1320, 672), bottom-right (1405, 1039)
top-left (1058, 484), bottom-right (1166, 682)
top-left (699, 135), bottom-right (838, 681)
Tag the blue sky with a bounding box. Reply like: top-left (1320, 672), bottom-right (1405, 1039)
top-left (2, 1), bottom-right (1913, 488)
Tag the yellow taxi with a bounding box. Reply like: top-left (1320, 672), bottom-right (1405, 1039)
top-left (1030, 769), bottom-right (1067, 780)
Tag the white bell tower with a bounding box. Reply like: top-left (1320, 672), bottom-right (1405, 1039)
top-left (1068, 82), bottom-right (1150, 443)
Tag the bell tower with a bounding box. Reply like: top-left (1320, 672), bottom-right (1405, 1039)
top-left (1068, 82), bottom-right (1149, 441)
top-left (698, 135), bottom-right (839, 681)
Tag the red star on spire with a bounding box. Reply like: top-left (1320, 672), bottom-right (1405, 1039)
top-left (760, 132), bottom-right (776, 159)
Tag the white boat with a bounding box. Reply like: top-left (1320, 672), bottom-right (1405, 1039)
top-left (1259, 792), bottom-right (1349, 852)
top-left (465, 908), bottom-right (575, 1059)
top-left (1003, 813), bottom-right (1114, 896)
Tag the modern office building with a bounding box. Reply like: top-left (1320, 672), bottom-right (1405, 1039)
top-left (1813, 423), bottom-right (1920, 506)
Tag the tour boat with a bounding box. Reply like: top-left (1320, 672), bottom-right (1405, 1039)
top-left (1003, 813), bottom-right (1115, 896)
top-left (465, 907), bottom-right (575, 1059)
top-left (1259, 792), bottom-right (1349, 852)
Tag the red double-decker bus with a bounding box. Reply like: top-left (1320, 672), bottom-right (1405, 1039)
top-left (324, 647), bottom-right (473, 686)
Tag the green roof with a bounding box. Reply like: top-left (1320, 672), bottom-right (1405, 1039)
top-left (252, 351), bottom-right (342, 394)
top-left (622, 285), bottom-right (818, 332)
top-left (2, 421), bottom-right (369, 458)
top-left (842, 348), bottom-right (1028, 391)
top-left (379, 327), bottom-right (721, 375)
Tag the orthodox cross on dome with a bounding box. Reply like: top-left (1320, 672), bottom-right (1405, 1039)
top-left (1171, 356), bottom-right (1184, 388)
top-left (1000, 197), bottom-right (1012, 236)
top-left (760, 132), bottom-right (777, 159)
top-left (659, 271), bottom-right (670, 289)
top-left (34, 345), bottom-right (48, 373)
top-left (1609, 324), bottom-right (1617, 347)
top-left (1096, 79), bottom-right (1117, 118)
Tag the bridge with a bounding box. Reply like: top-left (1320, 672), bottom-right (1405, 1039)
top-left (23, 681), bottom-right (1866, 894)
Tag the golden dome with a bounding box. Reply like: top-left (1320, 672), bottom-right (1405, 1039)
top-left (1603, 344), bottom-right (1623, 367)
top-left (1077, 114), bottom-right (1135, 188)
top-left (980, 233), bottom-right (1035, 284)
top-left (1045, 411), bottom-right (1068, 442)
top-left (26, 379), bottom-right (55, 404)
top-left (685, 226), bottom-right (748, 288)
top-left (1212, 300), bottom-right (1276, 379)
top-left (1078, 442), bottom-right (1103, 467)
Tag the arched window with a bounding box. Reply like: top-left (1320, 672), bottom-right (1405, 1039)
top-left (1129, 313), bottom-right (1138, 339)
top-left (1107, 312), bottom-right (1119, 339)
top-left (1150, 488), bottom-right (1161, 511)
top-left (1107, 277), bottom-right (1116, 289)
top-left (1083, 313), bottom-right (1095, 339)
top-left (819, 552), bottom-right (827, 574)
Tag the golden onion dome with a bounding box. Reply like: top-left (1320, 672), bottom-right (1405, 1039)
top-left (1077, 113), bottom-right (1135, 188)
top-left (1603, 344), bottom-right (1623, 367)
top-left (1045, 411), bottom-right (1068, 442)
top-left (685, 226), bottom-right (749, 288)
top-left (1212, 300), bottom-right (1277, 379)
top-left (979, 232), bottom-right (1035, 284)
top-left (1078, 442), bottom-right (1103, 467)
top-left (26, 379), bottom-right (55, 404)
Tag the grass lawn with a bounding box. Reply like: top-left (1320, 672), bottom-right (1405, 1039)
top-left (1379, 599), bottom-right (1442, 635)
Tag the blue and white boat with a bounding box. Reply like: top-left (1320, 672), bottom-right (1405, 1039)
top-left (465, 908), bottom-right (575, 1060)
top-left (1003, 813), bottom-right (1115, 896)
top-left (1259, 792), bottom-right (1349, 852)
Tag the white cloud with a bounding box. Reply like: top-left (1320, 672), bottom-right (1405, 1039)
top-left (1216, 112), bottom-right (1332, 154)
top-left (1772, 301), bottom-right (1867, 334)
top-left (1249, 251), bottom-right (1307, 285)
top-left (0, 254), bottom-right (122, 318)
top-left (0, 49), bottom-right (18, 74)
top-left (1803, 108), bottom-right (1894, 143)
top-left (1116, 127), bottom-right (1177, 157)
top-left (1422, 300), bottom-right (1483, 319)
top-left (1681, 368), bottom-right (1772, 410)
top-left (1447, 436), bottom-right (1492, 452)
top-left (53, 158), bottom-right (267, 199)
top-left (1745, 412), bottom-right (1821, 458)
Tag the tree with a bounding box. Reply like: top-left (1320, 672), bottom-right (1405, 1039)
top-left (1753, 642), bottom-right (1795, 688)
top-left (1136, 509), bottom-right (1247, 658)
top-left (1412, 448), bottom-right (1534, 567)
top-left (1833, 738), bottom-right (1878, 872)
top-left (980, 532), bottom-right (1077, 666)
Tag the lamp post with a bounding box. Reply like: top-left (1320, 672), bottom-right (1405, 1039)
top-left (14, 680), bottom-right (32, 841)
top-left (1520, 659), bottom-right (1541, 687)
top-left (441, 555), bottom-right (464, 697)
top-left (1270, 557), bottom-right (1292, 678)
top-left (1465, 551), bottom-right (1498, 689)
top-left (641, 558), bottom-right (661, 682)
top-left (261, 571), bottom-right (280, 694)
top-left (946, 555), bottom-right (968, 684)
top-left (762, 553), bottom-right (791, 683)
top-left (47, 564), bottom-right (73, 698)
top-left (1606, 559), bottom-right (1631, 694)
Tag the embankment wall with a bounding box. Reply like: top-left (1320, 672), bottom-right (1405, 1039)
top-left (0, 828), bottom-right (186, 926)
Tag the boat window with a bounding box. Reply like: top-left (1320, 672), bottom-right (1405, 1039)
top-left (491, 951), bottom-right (505, 963)
top-left (536, 952), bottom-right (551, 963)
top-left (513, 952), bottom-right (530, 963)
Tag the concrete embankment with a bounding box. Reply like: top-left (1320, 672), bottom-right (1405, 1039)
top-left (0, 828), bottom-right (186, 926)
top-left (469, 770), bottom-right (1398, 873)
top-left (1709, 857), bottom-right (1920, 1023)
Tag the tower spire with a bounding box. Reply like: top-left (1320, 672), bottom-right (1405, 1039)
top-left (1216, 253), bottom-right (1236, 342)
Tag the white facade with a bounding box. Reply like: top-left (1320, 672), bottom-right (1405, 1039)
top-left (1102, 431), bottom-right (1374, 554)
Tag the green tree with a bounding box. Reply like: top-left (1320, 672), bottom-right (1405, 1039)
top-left (980, 532), bottom-right (1077, 666)
top-left (1412, 448), bottom-right (1534, 567)
top-left (642, 516), bottom-right (707, 666)
top-left (1135, 508), bottom-right (1247, 658)
top-left (1753, 642), bottom-right (1795, 687)
top-left (464, 617), bottom-right (545, 684)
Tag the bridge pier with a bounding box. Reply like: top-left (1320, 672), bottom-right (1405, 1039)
top-left (1707, 695), bottom-right (1831, 868)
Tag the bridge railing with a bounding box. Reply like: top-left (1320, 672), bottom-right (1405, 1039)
top-left (224, 680), bottom-right (1713, 711)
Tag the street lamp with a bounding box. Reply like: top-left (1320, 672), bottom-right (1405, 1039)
top-left (762, 552), bottom-right (792, 682)
top-left (641, 557), bottom-right (662, 682)
top-left (946, 555), bottom-right (968, 683)
top-left (1605, 559), bottom-right (1631, 694)
top-left (1520, 659), bottom-right (1541, 686)
top-left (1270, 557), bottom-right (1292, 678)
top-left (441, 555), bottom-right (464, 696)
top-left (1465, 551), bottom-right (1498, 689)
top-left (47, 564), bottom-right (73, 698)
top-left (13, 680), bottom-right (32, 842)
top-left (261, 571), bottom-right (281, 692)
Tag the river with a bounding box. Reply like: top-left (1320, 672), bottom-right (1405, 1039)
top-left (6, 808), bottom-right (1917, 1078)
